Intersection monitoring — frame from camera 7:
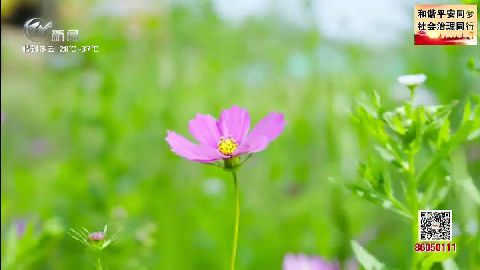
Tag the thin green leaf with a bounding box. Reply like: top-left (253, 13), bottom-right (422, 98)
top-left (437, 119), bottom-right (450, 147)
top-left (417, 120), bottom-right (475, 185)
top-left (82, 227), bottom-right (90, 236)
top-left (420, 250), bottom-right (456, 270)
top-left (351, 240), bottom-right (385, 270)
top-left (462, 99), bottom-right (471, 124)
top-left (67, 230), bottom-right (89, 247)
top-left (375, 146), bottom-right (395, 162)
top-left (441, 259), bottom-right (459, 270)
top-left (467, 128), bottom-right (480, 141)
top-left (100, 239), bottom-right (112, 250)
top-left (461, 177), bottom-right (480, 205)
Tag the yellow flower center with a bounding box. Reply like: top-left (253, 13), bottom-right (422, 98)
top-left (217, 137), bottom-right (238, 156)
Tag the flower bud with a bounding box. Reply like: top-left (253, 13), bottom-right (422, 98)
top-left (89, 231), bottom-right (105, 241)
top-left (223, 156), bottom-right (240, 171)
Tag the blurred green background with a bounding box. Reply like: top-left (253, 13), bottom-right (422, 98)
top-left (1, 0), bottom-right (479, 269)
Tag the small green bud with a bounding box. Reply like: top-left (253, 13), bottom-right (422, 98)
top-left (223, 156), bottom-right (241, 171)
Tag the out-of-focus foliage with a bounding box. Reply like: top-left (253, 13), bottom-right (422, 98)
top-left (467, 58), bottom-right (480, 75)
top-left (2, 218), bottom-right (64, 269)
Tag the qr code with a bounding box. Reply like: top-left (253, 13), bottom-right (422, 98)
top-left (419, 210), bottom-right (452, 241)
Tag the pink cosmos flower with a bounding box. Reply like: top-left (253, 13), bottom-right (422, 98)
top-left (283, 254), bottom-right (340, 270)
top-left (166, 106), bottom-right (285, 164)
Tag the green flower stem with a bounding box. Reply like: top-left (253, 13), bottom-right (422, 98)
top-left (407, 150), bottom-right (418, 270)
top-left (230, 171), bottom-right (240, 270)
top-left (96, 257), bottom-right (103, 270)
top-left (405, 87), bottom-right (419, 269)
top-left (408, 85), bottom-right (416, 101)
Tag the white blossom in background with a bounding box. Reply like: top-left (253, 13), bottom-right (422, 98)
top-left (397, 74), bottom-right (427, 87)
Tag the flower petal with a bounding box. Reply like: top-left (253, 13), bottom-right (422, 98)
top-left (235, 135), bottom-right (268, 155)
top-left (217, 106), bottom-right (250, 143)
top-left (165, 131), bottom-right (225, 162)
top-left (282, 254), bottom-right (340, 270)
top-left (246, 112), bottom-right (285, 143)
top-left (188, 114), bottom-right (221, 147)
top-left (282, 254), bottom-right (298, 270)
top-left (397, 74), bottom-right (427, 86)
